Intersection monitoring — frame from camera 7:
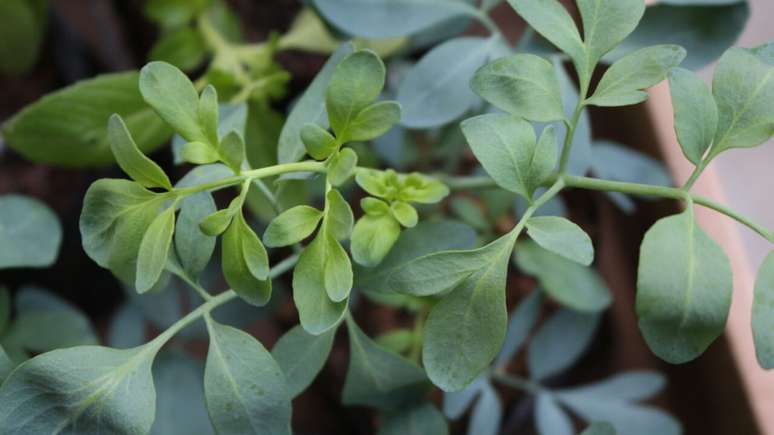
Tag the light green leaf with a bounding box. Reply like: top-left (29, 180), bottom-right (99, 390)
top-left (378, 402), bottom-right (449, 435)
top-left (709, 46), bottom-right (774, 157)
top-left (752, 250), bottom-right (774, 369)
top-left (80, 179), bottom-right (165, 283)
top-left (391, 201), bottom-right (418, 228)
top-left (526, 216), bottom-right (594, 266)
top-left (219, 130), bottom-right (246, 172)
top-left (347, 101), bottom-right (401, 141)
top-left (506, 0), bottom-right (584, 61)
top-left (514, 240), bottom-right (611, 312)
top-left (204, 319), bottom-right (292, 435)
top-left (145, 0), bottom-right (209, 28)
top-left (136, 205), bottom-right (176, 293)
top-left (109, 114), bottom-right (172, 190)
top-left (423, 233), bottom-right (515, 391)
top-left (326, 49), bottom-right (385, 140)
top-left (376, 329), bottom-right (416, 355)
top-left (0, 194), bottom-right (62, 269)
top-left (577, 0), bottom-right (645, 81)
top-left (272, 324), bottom-right (336, 397)
top-left (581, 423), bottom-right (617, 435)
top-left (263, 206), bottom-right (323, 248)
top-left (3, 72), bottom-right (171, 167)
top-left (343, 316), bottom-right (428, 409)
top-left (326, 189), bottom-right (354, 240)
top-left (461, 114), bottom-right (555, 199)
top-left (181, 141), bottom-right (220, 164)
top-left (198, 85), bottom-right (220, 146)
top-left (301, 123), bottom-right (338, 160)
top-left (636, 211), bottom-right (732, 363)
top-left (148, 26), bottom-right (207, 72)
top-left (535, 393), bottom-right (574, 435)
top-left (471, 53), bottom-right (565, 122)
top-left (0, 344), bottom-right (160, 433)
top-left (351, 214), bottom-right (401, 267)
top-left (222, 212), bottom-right (271, 306)
top-left (362, 197), bottom-right (391, 216)
top-left (278, 43), bottom-right (353, 163)
top-left (327, 147), bottom-right (358, 186)
top-left (587, 45), bottom-right (686, 107)
top-left (322, 231), bottom-right (353, 302)
top-left (668, 68), bottom-right (718, 165)
top-left (528, 309), bottom-right (600, 380)
top-left (140, 61), bottom-right (208, 143)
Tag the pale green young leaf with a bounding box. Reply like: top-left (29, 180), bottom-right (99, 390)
top-left (181, 141), bottom-right (220, 164)
top-left (351, 214), bottom-right (401, 267)
top-left (752, 250), bottom-right (774, 368)
top-left (272, 324), bottom-right (336, 397)
top-left (140, 61), bottom-right (207, 143)
top-left (108, 114), bottom-right (172, 190)
top-left (581, 423), bottom-right (617, 435)
top-left (326, 49), bottom-right (385, 140)
top-left (0, 195), bottom-right (62, 269)
top-left (535, 393), bottom-right (574, 435)
top-left (398, 37), bottom-right (493, 129)
top-left (199, 195), bottom-right (242, 236)
top-left (219, 130), bottom-right (246, 172)
top-left (327, 147), bottom-right (358, 186)
top-left (2, 72), bottom-right (171, 167)
top-left (494, 290), bottom-right (543, 368)
top-left (527, 216), bottom-right (594, 266)
top-left (301, 123), bottom-right (338, 160)
top-left (80, 179), bottom-right (165, 283)
top-left (205, 319), bottom-right (292, 435)
top-left (668, 68), bottom-right (718, 165)
top-left (0, 344), bottom-right (160, 433)
top-left (515, 240), bottom-right (611, 312)
top-left (462, 114), bottom-right (552, 199)
top-left (198, 85), bottom-right (220, 147)
top-left (423, 233), bottom-right (515, 391)
top-left (587, 45), bottom-right (686, 107)
top-left (293, 233), bottom-right (349, 334)
top-left (279, 44), bottom-right (353, 164)
top-left (637, 211), bottom-right (732, 363)
top-left (136, 205), bottom-right (176, 293)
top-left (347, 101), bottom-right (401, 141)
top-left (222, 212), bottom-right (271, 306)
top-left (174, 192), bottom-right (216, 277)
top-left (343, 316), bottom-right (428, 409)
top-left (528, 309), bottom-right (600, 380)
top-left (391, 201), bottom-right (418, 228)
top-left (471, 53), bottom-right (565, 122)
top-left (710, 46), bottom-right (774, 156)
top-left (326, 189), bottom-right (354, 240)
top-left (398, 173), bottom-right (450, 204)
top-left (378, 402), bottom-right (449, 435)
top-left (376, 329), bottom-right (416, 355)
top-left (506, 0), bottom-right (584, 61)
top-left (362, 197), bottom-right (391, 216)
top-left (263, 206), bottom-right (323, 248)
top-left (577, 0), bottom-right (645, 81)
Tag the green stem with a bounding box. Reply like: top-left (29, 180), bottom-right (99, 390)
top-left (682, 159), bottom-right (708, 191)
top-left (173, 161), bottom-right (326, 196)
top-left (558, 102), bottom-right (585, 173)
top-left (408, 305), bottom-right (430, 363)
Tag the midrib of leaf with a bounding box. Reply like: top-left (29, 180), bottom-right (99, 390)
top-left (209, 331), bottom-right (261, 432)
top-left (713, 67), bottom-right (774, 152)
top-left (678, 213), bottom-right (697, 331)
top-left (487, 70), bottom-right (554, 96)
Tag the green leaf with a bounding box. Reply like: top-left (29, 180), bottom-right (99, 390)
top-left (80, 179), bottom-right (166, 283)
top-left (535, 393), bottom-right (574, 435)
top-left (327, 147), bottom-right (358, 186)
top-left (555, 370), bottom-right (665, 403)
top-left (136, 205), bottom-right (176, 293)
top-left (263, 206), bottom-right (323, 248)
top-left (293, 233), bottom-right (350, 334)
top-left (398, 37), bottom-right (494, 129)
top-left (0, 345), bottom-right (12, 383)
top-left (514, 240), bottom-right (611, 312)
top-left (152, 352), bottom-right (213, 435)
top-left (495, 291), bottom-right (543, 368)
top-left (378, 402), bottom-right (449, 435)
top-left (278, 43), bottom-right (353, 163)
top-left (145, 0), bottom-right (209, 27)
top-left (219, 130), bottom-right (246, 172)
top-left (471, 53), bottom-right (566, 122)
top-left (140, 61), bottom-right (208, 143)
top-left (376, 329), bottom-right (416, 355)
top-left (272, 324), bottom-right (336, 397)
top-left (528, 309), bottom-right (600, 380)
top-left (506, 0), bottom-right (584, 62)
top-left (3, 72), bottom-right (171, 167)
top-left (326, 189), bottom-right (355, 240)
top-left (200, 208), bottom-right (235, 236)
top-left (222, 212), bottom-right (271, 306)
top-left (352, 214), bottom-right (401, 267)
top-left (198, 85), bottom-right (220, 147)
top-left (0, 0), bottom-right (47, 75)
top-left (148, 26), bottom-right (207, 72)
top-left (326, 49), bottom-right (385, 140)
top-left (109, 114), bottom-right (172, 190)
top-left (174, 192), bottom-right (216, 277)
top-left (668, 68), bottom-right (718, 165)
top-left (468, 382), bottom-right (502, 435)
top-left (343, 316), bottom-right (428, 409)
top-left (301, 123), bottom-right (338, 160)
top-left (391, 201), bottom-right (418, 228)
top-left (0, 194), bottom-right (62, 269)
top-left (461, 114), bottom-right (556, 199)
top-left (0, 287), bottom-right (9, 335)
top-left (581, 423), bottom-right (617, 435)
top-left (181, 141), bottom-right (220, 164)
top-left (423, 233), bottom-right (515, 391)
top-left (587, 45), bottom-right (686, 107)
top-left (752, 250), bottom-right (774, 369)
top-left (526, 216), bottom-right (594, 266)
top-left (709, 46), bottom-right (774, 156)
top-left (347, 101), bottom-right (401, 141)
top-left (204, 319), bottom-right (292, 435)
top-left (0, 344), bottom-right (160, 433)
top-left (577, 0), bottom-right (645, 82)
top-left (636, 211), bottom-right (732, 363)
top-left (362, 196), bottom-right (391, 216)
